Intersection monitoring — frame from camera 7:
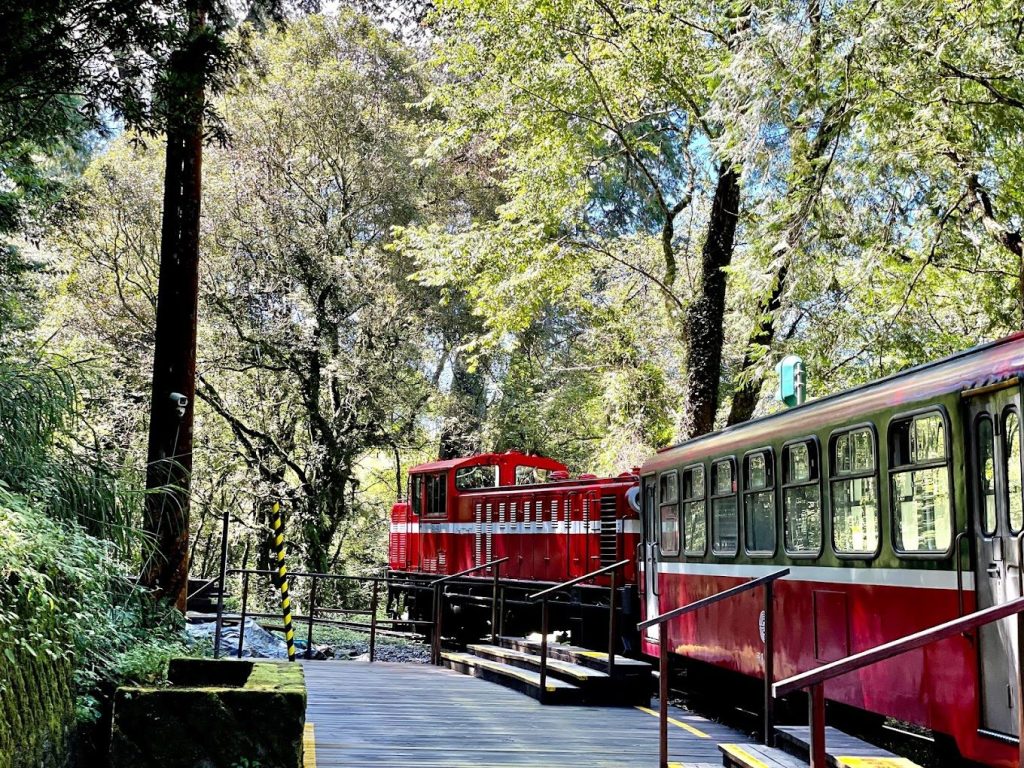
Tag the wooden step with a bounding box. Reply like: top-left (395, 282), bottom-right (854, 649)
top-left (439, 651), bottom-right (583, 704)
top-left (497, 635), bottom-right (653, 677)
top-left (721, 743), bottom-right (809, 768)
top-left (774, 726), bottom-right (922, 768)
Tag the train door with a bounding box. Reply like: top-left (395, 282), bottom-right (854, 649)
top-left (641, 475), bottom-right (660, 642)
top-left (966, 383), bottom-right (1023, 737)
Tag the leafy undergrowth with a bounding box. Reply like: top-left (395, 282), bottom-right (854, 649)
top-left (0, 482), bottom-right (196, 765)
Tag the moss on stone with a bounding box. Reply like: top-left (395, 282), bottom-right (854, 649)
top-left (0, 642), bottom-right (74, 768)
top-left (110, 659), bottom-right (306, 768)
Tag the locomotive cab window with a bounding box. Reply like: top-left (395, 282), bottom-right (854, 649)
top-left (743, 449), bottom-right (776, 555)
top-left (711, 458), bottom-right (738, 556)
top-left (516, 466), bottom-right (550, 485)
top-left (423, 472), bottom-right (448, 518)
top-left (659, 471), bottom-right (680, 556)
top-left (456, 464), bottom-right (498, 490)
top-left (783, 440), bottom-right (822, 555)
top-left (830, 426), bottom-right (879, 556)
top-left (682, 464), bottom-right (706, 556)
top-left (889, 412), bottom-right (952, 553)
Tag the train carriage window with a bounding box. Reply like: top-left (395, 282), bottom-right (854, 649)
top-left (889, 413), bottom-right (952, 553)
top-left (1006, 409), bottom-right (1024, 533)
top-left (783, 440), bottom-right (822, 555)
top-left (659, 471), bottom-right (680, 556)
top-left (456, 464), bottom-right (498, 490)
top-left (830, 426), bottom-right (879, 555)
top-left (682, 465), bottom-right (706, 556)
top-left (711, 459), bottom-right (738, 555)
top-left (744, 450), bottom-right (776, 555)
top-left (976, 415), bottom-right (997, 535)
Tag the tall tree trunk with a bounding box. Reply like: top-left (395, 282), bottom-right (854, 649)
top-left (680, 164), bottom-right (741, 438)
top-left (140, 3), bottom-right (207, 611)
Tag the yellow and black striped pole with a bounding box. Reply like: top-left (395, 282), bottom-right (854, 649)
top-left (272, 502), bottom-right (297, 662)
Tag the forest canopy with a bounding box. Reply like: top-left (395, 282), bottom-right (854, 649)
top-left (3, 0), bottom-right (1023, 583)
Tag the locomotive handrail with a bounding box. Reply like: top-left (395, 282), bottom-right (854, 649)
top-left (638, 568), bottom-right (790, 768)
top-left (774, 595), bottom-right (1024, 768)
top-left (430, 557), bottom-right (510, 664)
top-left (524, 559), bottom-right (632, 703)
top-left (1017, 529), bottom-right (1024, 594)
top-left (527, 558), bottom-right (631, 601)
top-left (429, 556), bottom-right (510, 586)
top-left (954, 530), bottom-right (967, 616)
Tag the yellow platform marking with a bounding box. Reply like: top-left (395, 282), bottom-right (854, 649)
top-left (720, 744), bottom-right (772, 768)
top-left (838, 758), bottom-right (920, 768)
top-left (303, 722), bottom-right (317, 768)
top-left (635, 706), bottom-right (710, 738)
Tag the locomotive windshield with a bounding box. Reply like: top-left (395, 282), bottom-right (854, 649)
top-left (515, 466), bottom-right (549, 485)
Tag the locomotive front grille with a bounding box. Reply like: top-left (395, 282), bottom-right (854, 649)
top-left (600, 494), bottom-right (618, 566)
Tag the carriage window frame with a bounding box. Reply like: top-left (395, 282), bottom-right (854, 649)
top-left (974, 413), bottom-right (998, 536)
top-left (642, 474), bottom-right (657, 548)
top-left (681, 463), bottom-right (707, 557)
top-left (711, 457), bottom-right (739, 556)
top-left (886, 407), bottom-right (955, 558)
top-left (828, 423), bottom-right (882, 559)
top-left (782, 436), bottom-right (824, 558)
top-left (1005, 406), bottom-right (1024, 535)
top-left (658, 470), bottom-right (681, 557)
top-left (742, 447), bottom-right (777, 557)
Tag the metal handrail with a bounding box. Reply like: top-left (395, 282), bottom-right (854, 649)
top-left (640, 567), bottom-right (790, 768)
top-left (431, 557), bottom-right (510, 663)
top-left (223, 568), bottom-right (398, 662)
top-left (430, 556), bottom-right (510, 585)
top-left (774, 596), bottom-right (1024, 768)
top-left (525, 559), bottom-right (632, 702)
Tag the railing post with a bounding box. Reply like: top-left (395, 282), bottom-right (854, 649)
top-left (305, 575), bottom-right (318, 660)
top-left (809, 683), bottom-right (826, 768)
top-left (370, 579), bottom-right (379, 663)
top-left (608, 569), bottom-right (617, 677)
top-left (659, 636), bottom-right (669, 768)
top-left (498, 585), bottom-right (506, 639)
top-left (213, 505), bottom-right (230, 659)
top-left (491, 564), bottom-right (500, 645)
top-left (764, 580), bottom-right (775, 746)
top-left (237, 570), bottom-right (249, 659)
top-left (539, 598), bottom-right (549, 705)
top-left (432, 584), bottom-right (444, 665)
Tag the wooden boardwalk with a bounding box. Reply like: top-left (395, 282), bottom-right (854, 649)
top-left (302, 661), bottom-right (752, 767)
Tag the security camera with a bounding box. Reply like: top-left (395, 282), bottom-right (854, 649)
top-left (170, 392), bottom-right (188, 418)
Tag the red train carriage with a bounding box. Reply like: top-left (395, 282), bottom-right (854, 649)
top-left (388, 450), bottom-right (641, 646)
top-left (639, 332), bottom-right (1024, 767)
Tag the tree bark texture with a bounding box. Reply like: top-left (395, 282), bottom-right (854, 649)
top-left (141, 4), bottom-right (206, 612)
top-left (680, 164), bottom-right (741, 439)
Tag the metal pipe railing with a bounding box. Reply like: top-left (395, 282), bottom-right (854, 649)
top-left (225, 568), bottom-right (402, 662)
top-left (527, 559), bottom-right (631, 703)
top-left (430, 557), bottom-right (510, 664)
top-left (638, 568), bottom-right (790, 768)
top-left (774, 595), bottom-right (1024, 768)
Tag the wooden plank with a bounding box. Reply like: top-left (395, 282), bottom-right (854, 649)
top-left (302, 661), bottom-right (751, 767)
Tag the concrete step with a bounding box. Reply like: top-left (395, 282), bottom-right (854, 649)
top-left (439, 650), bottom-right (583, 704)
top-left (774, 726), bottom-right (922, 768)
top-left (497, 635), bottom-right (653, 678)
top-left (721, 743), bottom-right (809, 768)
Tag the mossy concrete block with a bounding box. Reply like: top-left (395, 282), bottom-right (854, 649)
top-left (110, 659), bottom-right (306, 768)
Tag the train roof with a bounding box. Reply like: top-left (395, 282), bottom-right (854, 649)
top-left (642, 332), bottom-right (1024, 475)
top-left (410, 451), bottom-right (568, 475)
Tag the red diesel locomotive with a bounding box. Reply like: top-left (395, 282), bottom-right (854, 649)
top-left (388, 451), bottom-right (642, 642)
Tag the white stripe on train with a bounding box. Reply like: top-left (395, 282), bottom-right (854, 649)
top-left (650, 561), bottom-right (975, 591)
top-left (390, 520), bottom-right (643, 535)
